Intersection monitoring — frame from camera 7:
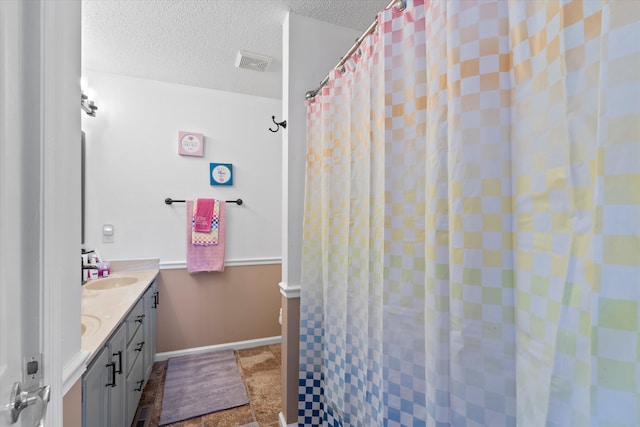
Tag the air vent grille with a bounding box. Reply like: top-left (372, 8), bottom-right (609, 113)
top-left (235, 50), bottom-right (272, 72)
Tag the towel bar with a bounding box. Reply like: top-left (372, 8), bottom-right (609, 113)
top-left (164, 198), bottom-right (243, 206)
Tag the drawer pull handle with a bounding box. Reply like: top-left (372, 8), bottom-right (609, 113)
top-left (135, 341), bottom-right (145, 352)
top-left (135, 314), bottom-right (145, 324)
top-left (113, 351), bottom-right (123, 374)
top-left (105, 362), bottom-right (116, 387)
top-left (134, 380), bottom-right (144, 392)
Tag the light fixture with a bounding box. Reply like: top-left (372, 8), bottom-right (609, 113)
top-left (80, 77), bottom-right (98, 117)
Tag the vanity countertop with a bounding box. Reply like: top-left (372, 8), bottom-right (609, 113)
top-left (81, 269), bottom-right (159, 363)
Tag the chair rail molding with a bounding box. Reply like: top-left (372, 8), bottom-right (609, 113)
top-left (279, 281), bottom-right (300, 299)
top-left (62, 350), bottom-right (90, 395)
top-left (160, 257), bottom-right (282, 270)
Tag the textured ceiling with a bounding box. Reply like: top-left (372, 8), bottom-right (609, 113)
top-left (82, 0), bottom-right (390, 99)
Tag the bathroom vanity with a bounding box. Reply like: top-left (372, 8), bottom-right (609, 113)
top-left (81, 269), bottom-right (159, 427)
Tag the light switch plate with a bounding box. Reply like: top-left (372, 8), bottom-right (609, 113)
top-left (103, 224), bottom-right (114, 243)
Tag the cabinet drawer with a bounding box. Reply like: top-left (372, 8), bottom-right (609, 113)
top-left (126, 299), bottom-right (144, 345)
top-left (126, 351), bottom-right (145, 424)
top-left (126, 321), bottom-right (144, 375)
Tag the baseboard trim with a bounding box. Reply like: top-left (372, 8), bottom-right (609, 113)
top-left (62, 350), bottom-right (90, 395)
top-left (160, 257), bottom-right (282, 269)
top-left (279, 412), bottom-right (297, 427)
top-left (154, 335), bottom-right (282, 362)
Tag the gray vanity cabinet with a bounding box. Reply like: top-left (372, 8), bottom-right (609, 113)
top-left (126, 279), bottom-right (159, 422)
top-left (82, 346), bottom-right (108, 426)
top-left (126, 298), bottom-right (146, 423)
top-left (83, 280), bottom-right (157, 427)
top-left (82, 322), bottom-right (126, 427)
top-left (143, 280), bottom-right (158, 379)
top-left (108, 323), bottom-right (127, 427)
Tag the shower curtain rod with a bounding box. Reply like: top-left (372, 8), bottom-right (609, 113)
top-left (305, 0), bottom-right (406, 100)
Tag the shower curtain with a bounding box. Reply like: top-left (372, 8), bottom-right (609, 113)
top-left (299, 0), bottom-right (640, 426)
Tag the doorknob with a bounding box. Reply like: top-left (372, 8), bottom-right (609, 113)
top-left (9, 382), bottom-right (50, 426)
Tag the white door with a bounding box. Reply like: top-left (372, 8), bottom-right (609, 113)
top-left (0, 1), bottom-right (40, 425)
top-left (0, 1), bottom-right (80, 426)
top-left (0, 2), bottom-right (47, 426)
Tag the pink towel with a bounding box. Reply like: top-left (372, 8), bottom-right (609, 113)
top-left (192, 199), bottom-right (220, 246)
top-left (194, 198), bottom-right (214, 232)
top-left (186, 200), bottom-right (225, 273)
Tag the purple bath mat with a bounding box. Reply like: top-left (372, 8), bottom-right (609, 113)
top-left (159, 349), bottom-right (249, 425)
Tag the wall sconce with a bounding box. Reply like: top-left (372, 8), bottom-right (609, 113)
top-left (81, 91), bottom-right (98, 117)
top-left (80, 77), bottom-right (98, 117)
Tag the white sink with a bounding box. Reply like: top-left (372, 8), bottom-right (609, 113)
top-left (84, 276), bottom-right (138, 291)
top-left (81, 314), bottom-right (101, 337)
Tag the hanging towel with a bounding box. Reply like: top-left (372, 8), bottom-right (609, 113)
top-left (194, 198), bottom-right (214, 232)
top-left (192, 199), bottom-right (220, 246)
top-left (186, 200), bottom-right (226, 273)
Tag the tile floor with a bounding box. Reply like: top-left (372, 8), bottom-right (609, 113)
top-left (134, 344), bottom-right (282, 427)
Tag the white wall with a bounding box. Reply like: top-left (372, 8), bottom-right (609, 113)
top-left (281, 13), bottom-right (360, 288)
top-left (81, 72), bottom-right (282, 263)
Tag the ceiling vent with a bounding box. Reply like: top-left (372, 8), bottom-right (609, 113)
top-left (235, 50), bottom-right (272, 72)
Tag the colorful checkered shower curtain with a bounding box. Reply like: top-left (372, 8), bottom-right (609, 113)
top-left (299, 0), bottom-right (640, 426)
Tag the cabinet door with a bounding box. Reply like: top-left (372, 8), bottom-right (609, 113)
top-left (126, 351), bottom-right (145, 424)
top-left (143, 280), bottom-right (158, 379)
top-left (108, 323), bottom-right (127, 427)
top-left (82, 347), bottom-right (109, 427)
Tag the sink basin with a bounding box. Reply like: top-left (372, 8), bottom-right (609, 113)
top-left (81, 314), bottom-right (101, 337)
top-left (84, 276), bottom-right (138, 290)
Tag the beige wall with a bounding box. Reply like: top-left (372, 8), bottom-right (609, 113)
top-left (281, 294), bottom-right (300, 423)
top-left (63, 378), bottom-right (82, 427)
top-left (157, 264), bottom-right (282, 353)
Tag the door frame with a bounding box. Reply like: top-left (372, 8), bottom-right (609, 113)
top-left (40, 2), bottom-right (82, 426)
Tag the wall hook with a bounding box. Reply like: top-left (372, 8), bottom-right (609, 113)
top-left (269, 116), bottom-right (287, 133)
